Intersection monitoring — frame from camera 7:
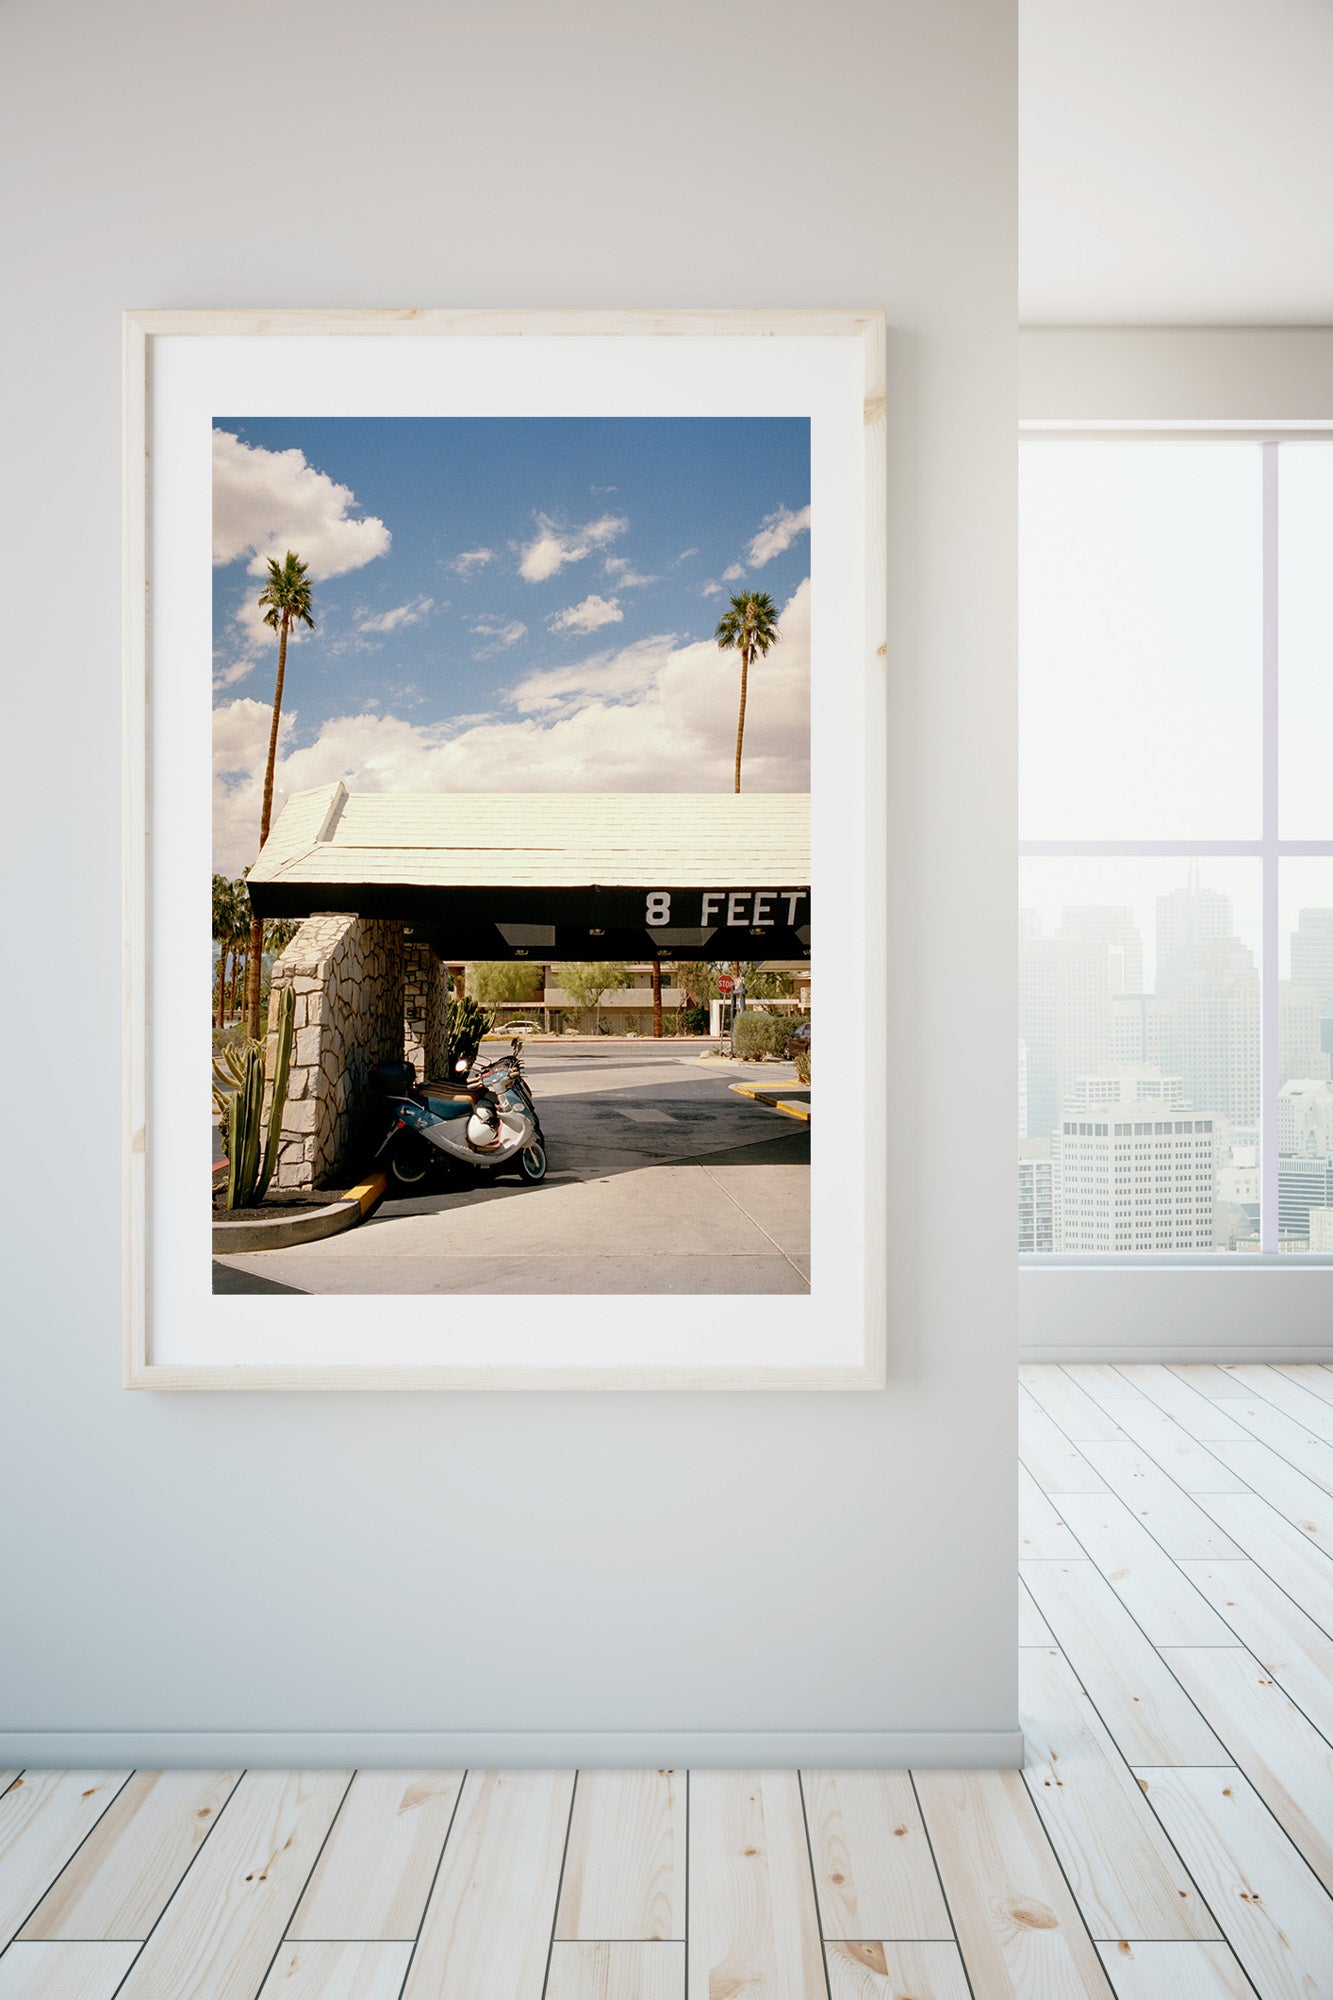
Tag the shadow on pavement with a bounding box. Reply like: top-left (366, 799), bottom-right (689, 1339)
top-left (212, 1260), bottom-right (308, 1295)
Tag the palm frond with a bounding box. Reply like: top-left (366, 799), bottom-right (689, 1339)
top-left (256, 549), bottom-right (316, 631)
top-left (715, 588), bottom-right (781, 654)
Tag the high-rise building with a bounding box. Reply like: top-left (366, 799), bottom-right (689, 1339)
top-left (1308, 1208), bottom-right (1333, 1252)
top-left (1278, 1156), bottom-right (1333, 1242)
top-left (1110, 992), bottom-right (1169, 1066)
top-left (1019, 937), bottom-right (1111, 1140)
top-left (1018, 1138), bottom-right (1054, 1252)
top-left (1018, 1039), bottom-right (1029, 1139)
top-left (1156, 871), bottom-right (1234, 993)
top-left (1155, 937), bottom-right (1260, 1125)
top-left (1066, 1066), bottom-right (1184, 1110)
top-left (1278, 1078), bottom-right (1333, 1157)
top-left (1280, 982), bottom-right (1331, 1084)
top-left (1059, 904), bottom-right (1144, 997)
top-left (1291, 908), bottom-right (1333, 1023)
top-left (1054, 1100), bottom-right (1216, 1252)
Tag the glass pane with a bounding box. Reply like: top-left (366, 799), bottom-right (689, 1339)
top-left (1279, 860), bottom-right (1333, 1252)
top-left (1020, 442), bottom-right (1262, 839)
top-left (1279, 444), bottom-right (1333, 838)
top-left (1019, 858), bottom-right (1261, 1253)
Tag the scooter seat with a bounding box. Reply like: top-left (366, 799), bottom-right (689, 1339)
top-left (421, 1094), bottom-right (472, 1120)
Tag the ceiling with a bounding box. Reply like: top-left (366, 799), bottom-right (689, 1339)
top-left (1021, 0), bottom-right (1333, 323)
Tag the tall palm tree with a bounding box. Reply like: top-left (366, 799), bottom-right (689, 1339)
top-left (714, 590), bottom-right (780, 793)
top-left (212, 874), bottom-right (236, 1028)
top-left (245, 551), bottom-right (315, 1037)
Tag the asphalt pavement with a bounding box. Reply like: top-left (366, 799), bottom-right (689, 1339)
top-left (212, 1049), bottom-right (810, 1296)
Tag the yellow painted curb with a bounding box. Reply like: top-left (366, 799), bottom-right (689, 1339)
top-left (774, 1101), bottom-right (811, 1122)
top-left (345, 1173), bottom-right (388, 1215)
top-left (729, 1083), bottom-right (762, 1100)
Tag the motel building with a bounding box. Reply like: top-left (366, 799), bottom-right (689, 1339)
top-left (247, 783), bottom-right (811, 1188)
top-left (474, 963), bottom-right (812, 1037)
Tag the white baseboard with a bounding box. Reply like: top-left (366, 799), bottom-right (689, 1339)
top-left (0, 1728), bottom-right (1025, 1770)
top-left (1022, 1345), bottom-right (1333, 1362)
top-left (1021, 1264), bottom-right (1333, 1357)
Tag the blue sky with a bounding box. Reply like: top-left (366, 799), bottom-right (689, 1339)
top-left (211, 416), bottom-right (812, 873)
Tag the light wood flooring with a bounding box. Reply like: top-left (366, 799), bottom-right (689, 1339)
top-left (1, 1362), bottom-right (1331, 1997)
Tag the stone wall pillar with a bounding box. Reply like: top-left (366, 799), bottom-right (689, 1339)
top-left (266, 913), bottom-right (405, 1188)
top-left (403, 939), bottom-right (451, 1082)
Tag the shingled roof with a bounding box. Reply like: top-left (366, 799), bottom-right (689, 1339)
top-left (248, 783), bottom-right (810, 894)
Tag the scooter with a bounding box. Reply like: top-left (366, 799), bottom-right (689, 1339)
top-left (373, 1039), bottom-right (548, 1190)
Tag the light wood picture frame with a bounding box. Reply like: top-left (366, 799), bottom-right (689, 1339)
top-left (124, 308), bottom-right (887, 1389)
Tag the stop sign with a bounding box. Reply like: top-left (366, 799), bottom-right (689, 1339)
top-left (717, 975), bottom-right (734, 994)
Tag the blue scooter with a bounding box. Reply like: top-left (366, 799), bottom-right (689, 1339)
top-left (374, 1039), bottom-right (548, 1190)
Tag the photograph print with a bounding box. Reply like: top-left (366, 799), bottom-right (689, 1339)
top-left (210, 413), bottom-right (814, 1300)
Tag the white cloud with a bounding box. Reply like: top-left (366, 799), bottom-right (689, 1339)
top-left (212, 579), bottom-right (810, 873)
top-left (213, 657), bottom-right (257, 690)
top-left (358, 596), bottom-right (434, 635)
top-left (449, 548), bottom-right (494, 576)
top-left (548, 593), bottom-right (624, 636)
top-left (603, 556), bottom-right (657, 588)
top-left (212, 429), bottom-right (391, 579)
top-left (674, 547), bottom-right (699, 564)
top-left (722, 562), bottom-right (746, 582)
top-left (507, 636), bottom-right (676, 715)
top-left (517, 512), bottom-right (627, 583)
top-left (747, 502), bottom-right (811, 568)
top-left (701, 580), bottom-right (723, 597)
top-left (471, 616), bottom-right (528, 658)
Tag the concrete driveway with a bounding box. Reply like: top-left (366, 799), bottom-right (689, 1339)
top-left (212, 1048), bottom-right (810, 1295)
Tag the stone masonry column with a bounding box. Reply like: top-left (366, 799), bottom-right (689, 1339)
top-left (403, 938), bottom-right (451, 1083)
top-left (266, 913), bottom-right (406, 1188)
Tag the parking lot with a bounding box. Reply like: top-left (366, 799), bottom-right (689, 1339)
top-left (213, 1046), bottom-right (810, 1295)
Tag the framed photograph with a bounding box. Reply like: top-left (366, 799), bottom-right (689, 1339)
top-left (124, 309), bottom-right (887, 1389)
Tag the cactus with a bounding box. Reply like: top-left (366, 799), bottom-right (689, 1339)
top-left (444, 993), bottom-right (492, 1078)
top-left (216, 984), bottom-right (296, 1210)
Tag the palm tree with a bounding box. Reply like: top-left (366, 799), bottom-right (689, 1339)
top-left (245, 551), bottom-right (315, 1036)
top-left (714, 590), bottom-right (780, 793)
top-left (212, 874), bottom-right (236, 1028)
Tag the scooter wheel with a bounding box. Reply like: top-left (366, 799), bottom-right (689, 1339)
top-left (388, 1133), bottom-right (436, 1187)
top-left (517, 1140), bottom-right (547, 1184)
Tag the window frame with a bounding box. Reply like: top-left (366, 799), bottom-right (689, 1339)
top-left (1016, 434), bottom-right (1333, 1392)
top-left (1016, 426), bottom-right (1328, 1264)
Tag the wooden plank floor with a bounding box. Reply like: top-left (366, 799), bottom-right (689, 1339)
top-left (0, 1364), bottom-right (1330, 1997)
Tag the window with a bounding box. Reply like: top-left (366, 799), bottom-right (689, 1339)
top-left (1020, 440), bottom-right (1333, 1257)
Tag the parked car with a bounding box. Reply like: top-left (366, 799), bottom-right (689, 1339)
top-left (784, 1018), bottom-right (811, 1062)
top-left (504, 1020), bottom-right (541, 1035)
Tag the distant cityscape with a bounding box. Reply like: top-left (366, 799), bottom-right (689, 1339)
top-left (1018, 873), bottom-right (1333, 1253)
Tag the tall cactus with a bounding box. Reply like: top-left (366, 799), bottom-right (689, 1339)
top-left (444, 992), bottom-right (491, 1078)
top-left (217, 983), bottom-right (296, 1210)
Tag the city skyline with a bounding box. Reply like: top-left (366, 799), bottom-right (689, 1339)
top-left (1019, 871), bottom-right (1333, 1253)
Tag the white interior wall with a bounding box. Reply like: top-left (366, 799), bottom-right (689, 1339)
top-left (1021, 0), bottom-right (1333, 322)
top-left (0, 0), bottom-right (1018, 1764)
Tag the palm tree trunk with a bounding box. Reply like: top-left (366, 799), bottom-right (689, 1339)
top-left (651, 959), bottom-right (663, 1037)
top-left (248, 615), bottom-right (290, 1036)
top-left (215, 945), bottom-right (227, 1029)
top-left (733, 642), bottom-right (751, 793)
top-left (259, 615), bottom-right (289, 848)
top-left (245, 918), bottom-right (264, 1039)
